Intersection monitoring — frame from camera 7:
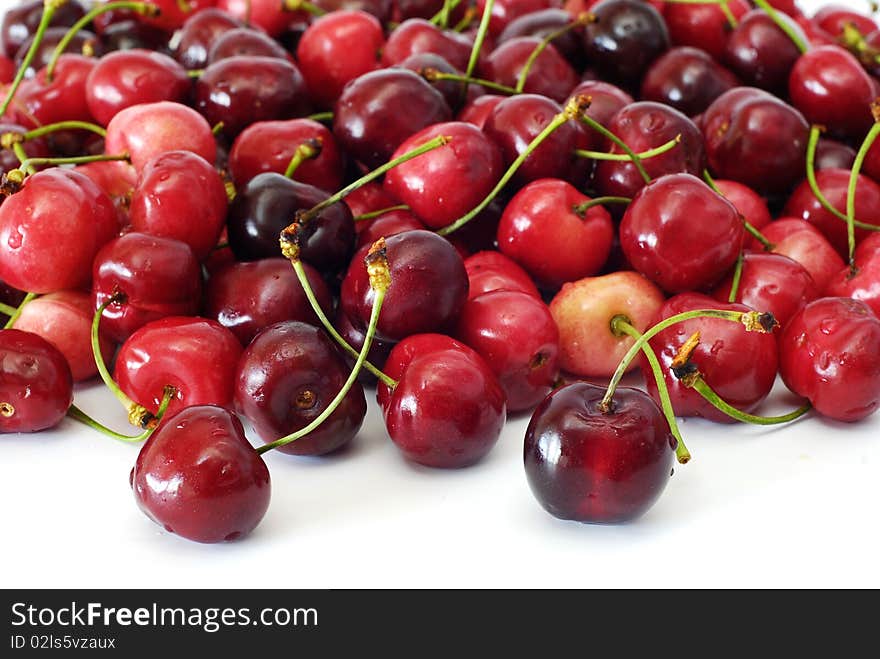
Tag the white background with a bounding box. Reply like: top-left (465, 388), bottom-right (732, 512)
top-left (2, 0), bottom-right (879, 589)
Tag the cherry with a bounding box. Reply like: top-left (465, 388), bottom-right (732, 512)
top-left (97, 18), bottom-right (169, 53)
top-left (712, 252), bottom-right (818, 329)
top-left (0, 329), bottom-right (72, 433)
top-left (235, 320), bottom-right (367, 455)
top-left (0, 167), bottom-right (118, 294)
top-left (582, 0), bottom-right (670, 88)
top-left (174, 7), bottom-right (244, 71)
top-left (496, 178), bottom-right (613, 290)
top-left (813, 5), bottom-right (878, 38)
top-left (779, 297), bottom-right (880, 422)
top-left (131, 405), bottom-right (271, 543)
top-left (463, 250), bottom-right (541, 301)
top-left (85, 49), bottom-right (190, 127)
top-left (565, 79), bottom-right (633, 130)
top-left (640, 46), bottom-right (740, 118)
top-left (91, 232), bottom-right (203, 344)
top-left (332, 68), bottom-right (451, 169)
top-left (524, 382), bottom-right (677, 524)
top-left (724, 8), bottom-right (807, 93)
top-left (383, 121), bottom-right (503, 230)
top-left (756, 218), bottom-right (846, 293)
top-left (355, 208), bottom-right (426, 248)
top-left (662, 0), bottom-right (750, 61)
top-left (104, 101), bottom-right (217, 173)
top-left (194, 55), bottom-right (312, 139)
top-left (619, 173), bottom-right (744, 293)
top-left (593, 101), bottom-right (705, 200)
top-left (481, 36), bottom-right (578, 103)
top-left (208, 27), bottom-right (292, 64)
top-left (0, 56), bottom-right (13, 83)
top-left (296, 10), bottom-right (384, 109)
top-left (1, 0), bottom-right (86, 59)
top-left (475, 0), bottom-right (556, 38)
top-left (549, 270), bottom-right (665, 377)
top-left (340, 229), bottom-right (468, 342)
top-left (702, 87), bottom-right (809, 196)
top-left (75, 160), bottom-right (137, 224)
top-left (137, 0), bottom-right (214, 33)
top-left (13, 26), bottom-right (101, 80)
top-left (643, 293), bottom-right (779, 424)
top-left (129, 150), bottom-right (228, 261)
top-left (228, 118), bottom-right (344, 191)
top-left (114, 316), bottom-right (243, 419)
top-left (381, 18), bottom-right (475, 72)
top-left (457, 93), bottom-right (506, 129)
top-left (714, 179), bottom-right (772, 232)
top-left (12, 54), bottom-right (96, 131)
top-left (205, 258), bottom-right (333, 346)
top-left (398, 53), bottom-right (483, 112)
top-left (815, 138), bottom-right (856, 172)
top-left (216, 0), bottom-right (297, 37)
top-left (825, 246), bottom-right (880, 319)
top-left (498, 8), bottom-right (586, 67)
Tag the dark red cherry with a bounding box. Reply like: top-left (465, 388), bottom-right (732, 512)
top-left (481, 36), bottom-right (578, 103)
top-left (1, 0), bottom-right (86, 59)
top-left (724, 8), bottom-right (807, 92)
top-left (114, 317), bottom-right (243, 419)
top-left (663, 0), bottom-right (750, 61)
top-left (98, 18), bottom-right (169, 53)
top-left (332, 68), bottom-right (451, 169)
top-left (208, 27), bottom-right (291, 63)
top-left (463, 250), bottom-right (541, 301)
top-left (565, 79), bottom-right (633, 129)
top-left (381, 18), bottom-right (476, 71)
top-left (702, 87), bottom-right (809, 196)
top-left (643, 293), bottom-right (779, 424)
top-left (640, 46), bottom-right (740, 118)
top-left (234, 321), bottom-right (366, 455)
top-left (13, 26), bottom-right (100, 80)
top-left (524, 382), bottom-right (677, 524)
top-left (815, 138), bottom-right (856, 172)
top-left (92, 232), bottom-right (203, 344)
top-left (174, 7), bottom-right (244, 70)
top-left (498, 8), bottom-right (586, 67)
top-left (779, 297), bottom-right (880, 422)
top-left (0, 329), bottom-right (73, 433)
top-left (131, 405), bottom-right (271, 544)
top-left (205, 258), bottom-right (333, 346)
top-left (340, 230), bottom-right (468, 342)
top-left (457, 94), bottom-right (506, 129)
top-left (619, 173), bottom-right (744, 293)
top-left (397, 52), bottom-right (483, 112)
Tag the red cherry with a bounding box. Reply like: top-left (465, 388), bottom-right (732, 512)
top-left (207, 27), bottom-right (292, 64)
top-left (756, 218), bottom-right (846, 294)
top-left (813, 5), bottom-right (878, 38)
top-left (498, 8), bottom-right (586, 67)
top-left (138, 0), bottom-right (215, 32)
top-left (381, 17), bottom-right (476, 71)
top-left (355, 209), bottom-right (426, 248)
top-left (457, 94), bottom-right (506, 129)
top-left (131, 405), bottom-right (271, 543)
top-left (463, 250), bottom-right (541, 301)
top-left (217, 0), bottom-right (298, 37)
top-left (0, 329), bottom-right (73, 433)
top-left (12, 55), bottom-right (96, 130)
top-left (779, 297), bottom-right (880, 422)
top-left (724, 9), bottom-right (806, 93)
top-left (475, 0), bottom-right (556, 38)
top-left (1, 0), bottom-right (86, 59)
top-left (174, 7), bottom-right (244, 71)
top-left (566, 79), bottom-right (633, 129)
top-left (825, 247), bottom-right (880, 319)
top-left (663, 0), bottom-right (750, 61)
top-left (714, 179), bottom-right (772, 232)
top-left (481, 36), bottom-right (578, 103)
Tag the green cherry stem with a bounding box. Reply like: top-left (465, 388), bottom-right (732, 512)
top-left (702, 169), bottom-right (775, 250)
top-left (282, 0), bottom-right (326, 17)
top-left (0, 301), bottom-right (18, 316)
top-left (462, 0), bottom-right (495, 99)
top-left (431, 0), bottom-right (463, 29)
top-left (67, 385), bottom-right (176, 443)
top-left (306, 111), bottom-right (334, 123)
top-left (283, 139), bottom-right (322, 179)
top-left (257, 241), bottom-right (391, 455)
top-left (452, 7), bottom-right (477, 33)
top-left (846, 104), bottom-right (880, 269)
top-left (751, 0), bottom-right (809, 54)
top-left (576, 111), bottom-right (652, 184)
top-left (354, 204), bottom-right (411, 222)
top-left (15, 120), bottom-right (108, 142)
top-left (728, 252), bottom-right (744, 303)
top-left (3, 292), bottom-right (37, 330)
top-left (514, 13), bottom-right (594, 93)
top-left (421, 68), bottom-right (517, 95)
top-left (15, 152), bottom-right (130, 176)
top-left (438, 95), bottom-right (588, 236)
top-left (611, 318), bottom-right (691, 465)
top-left (45, 1), bottom-right (159, 81)
top-left (575, 134), bottom-right (680, 162)
top-left (572, 196), bottom-right (632, 214)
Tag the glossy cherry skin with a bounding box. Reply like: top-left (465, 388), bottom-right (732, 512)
top-left (0, 168), bottom-right (118, 294)
top-left (380, 18), bottom-right (475, 71)
top-left (104, 101), bottom-right (217, 173)
top-left (702, 87), bottom-right (809, 196)
top-left (524, 382), bottom-right (677, 524)
top-left (207, 27), bottom-right (291, 63)
top-left (481, 36), bottom-right (578, 103)
top-left (85, 49), bottom-right (190, 127)
top-left (662, 0), bottom-right (750, 61)
top-left (643, 293), bottom-right (779, 424)
top-left (131, 405), bottom-right (271, 544)
top-left (724, 9), bottom-right (806, 93)
top-left (129, 150), bottom-right (228, 261)
top-left (788, 46), bottom-right (876, 140)
top-left (228, 119), bottom-right (344, 191)
top-left (114, 317), bottom-right (244, 418)
top-left (712, 253), bottom-right (818, 329)
top-left (234, 321), bottom-right (367, 455)
top-left (383, 121), bottom-right (503, 230)
top-left (593, 101), bottom-right (705, 200)
top-left (620, 173), bottom-right (744, 293)
top-left (205, 258), bottom-right (332, 346)
top-left (756, 218), bottom-right (846, 294)
top-left (714, 179), bottom-right (772, 232)
top-left (383, 345), bottom-right (507, 468)
top-left (226, 172), bottom-right (356, 275)
top-left (12, 55), bottom-right (96, 131)
top-left (498, 8), bottom-right (586, 67)
top-left (779, 297), bottom-right (880, 422)
top-left (782, 168), bottom-right (880, 258)
top-left (496, 178), bottom-right (613, 290)
top-left (814, 5), bottom-right (878, 38)
top-left (825, 246), bottom-right (880, 319)
top-left (1, 0), bottom-right (86, 59)
top-left (457, 94), bottom-right (506, 129)
top-left (195, 56), bottom-right (312, 139)
top-left (355, 209), bottom-right (426, 249)
top-left (341, 230), bottom-right (469, 341)
top-left (333, 68), bottom-right (451, 169)
top-left (483, 94), bottom-right (591, 188)
top-left (566, 80), bottom-right (633, 131)
top-left (296, 10), bottom-right (384, 108)
top-left (174, 7), bottom-right (244, 70)
top-left (463, 250), bottom-right (541, 301)
top-left (217, 0), bottom-right (300, 37)
top-left (0, 329), bottom-right (72, 433)
top-left (640, 47), bottom-right (740, 118)
top-left (91, 233), bottom-right (203, 343)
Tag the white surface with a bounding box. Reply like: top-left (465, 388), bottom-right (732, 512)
top-left (3, 0), bottom-right (880, 590)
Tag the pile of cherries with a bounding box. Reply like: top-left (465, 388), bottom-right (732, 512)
top-left (2, 0), bottom-right (880, 542)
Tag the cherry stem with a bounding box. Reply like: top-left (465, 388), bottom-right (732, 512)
top-left (806, 126), bottom-right (880, 232)
top-left (420, 68), bottom-right (517, 95)
top-left (576, 111), bottom-right (652, 184)
top-left (354, 204), bottom-right (410, 222)
top-left (15, 152), bottom-right (129, 176)
top-left (462, 0), bottom-right (495, 100)
top-left (515, 13), bottom-right (593, 94)
top-left (575, 134), bottom-right (680, 162)
top-left (306, 111), bottom-right (334, 122)
top-left (2, 292), bottom-right (36, 330)
top-left (16, 120), bottom-right (108, 142)
top-left (289, 259), bottom-right (397, 388)
top-left (689, 376), bottom-right (811, 425)
top-left (44, 1), bottom-right (159, 81)
top-left (846, 107), bottom-right (880, 270)
top-left (572, 196), bottom-right (631, 215)
top-left (297, 135), bottom-right (449, 225)
top-left (0, 301), bottom-right (17, 316)
top-left (257, 241), bottom-right (390, 455)
top-left (612, 318), bottom-right (691, 465)
top-left (600, 309), bottom-right (777, 413)
top-left (283, 139), bottom-right (322, 179)
top-left (452, 7), bottom-right (477, 32)
top-left (702, 169), bottom-right (774, 250)
top-left (438, 95), bottom-right (588, 236)
top-left (431, 0), bottom-right (463, 29)
top-left (728, 252), bottom-right (744, 303)
top-left (751, 0), bottom-right (809, 54)
top-left (67, 385), bottom-right (176, 443)
top-left (282, 0), bottom-right (326, 16)
top-left (0, 0), bottom-right (63, 118)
